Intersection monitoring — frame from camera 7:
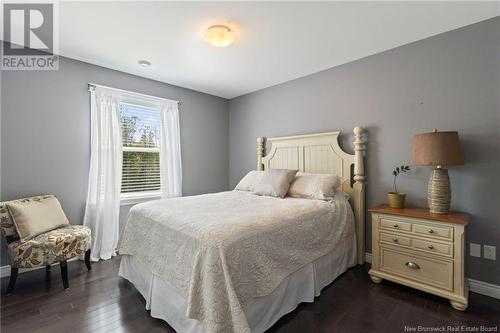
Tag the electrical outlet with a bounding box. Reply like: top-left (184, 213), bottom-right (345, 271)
top-left (470, 243), bottom-right (481, 257)
top-left (484, 245), bottom-right (496, 260)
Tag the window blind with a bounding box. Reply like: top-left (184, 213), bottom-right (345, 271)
top-left (120, 103), bottom-right (161, 194)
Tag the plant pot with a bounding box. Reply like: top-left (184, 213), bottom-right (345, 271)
top-left (387, 192), bottom-right (406, 209)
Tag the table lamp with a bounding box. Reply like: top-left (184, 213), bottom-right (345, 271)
top-left (412, 130), bottom-right (464, 214)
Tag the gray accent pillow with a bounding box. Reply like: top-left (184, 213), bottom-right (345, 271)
top-left (254, 169), bottom-right (298, 198)
top-left (234, 170), bottom-right (265, 192)
top-left (287, 172), bottom-right (346, 200)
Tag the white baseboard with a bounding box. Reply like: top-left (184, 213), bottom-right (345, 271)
top-left (365, 252), bottom-right (372, 263)
top-left (1, 265), bottom-right (38, 278)
top-left (468, 278), bottom-right (500, 300)
top-left (1, 257), bottom-right (80, 279)
top-left (364, 252), bottom-right (500, 300)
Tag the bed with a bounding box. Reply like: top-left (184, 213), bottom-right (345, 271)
top-left (118, 128), bottom-right (366, 333)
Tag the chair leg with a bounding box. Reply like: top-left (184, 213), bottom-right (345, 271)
top-left (45, 265), bottom-right (52, 290)
top-left (6, 267), bottom-right (18, 295)
top-left (60, 261), bottom-right (69, 290)
top-left (84, 249), bottom-right (92, 271)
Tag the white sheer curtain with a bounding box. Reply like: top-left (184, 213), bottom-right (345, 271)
top-left (83, 87), bottom-right (123, 261)
top-left (159, 100), bottom-right (182, 198)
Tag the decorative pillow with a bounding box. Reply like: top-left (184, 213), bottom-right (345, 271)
top-left (1, 195), bottom-right (55, 239)
top-left (254, 169), bottom-right (298, 198)
top-left (6, 195), bottom-right (70, 242)
top-left (288, 173), bottom-right (346, 200)
top-left (234, 170), bottom-right (265, 192)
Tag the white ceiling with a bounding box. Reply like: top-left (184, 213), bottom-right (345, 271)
top-left (27, 2), bottom-right (500, 98)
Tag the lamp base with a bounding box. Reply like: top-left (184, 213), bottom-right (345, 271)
top-left (428, 168), bottom-right (451, 214)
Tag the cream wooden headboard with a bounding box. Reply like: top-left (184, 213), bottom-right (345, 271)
top-left (256, 127), bottom-right (366, 264)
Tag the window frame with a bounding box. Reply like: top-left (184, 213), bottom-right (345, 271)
top-left (119, 101), bottom-right (162, 205)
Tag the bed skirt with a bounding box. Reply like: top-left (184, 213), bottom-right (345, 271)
top-left (119, 233), bottom-right (357, 333)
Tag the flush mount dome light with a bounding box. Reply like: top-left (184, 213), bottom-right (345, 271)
top-left (205, 25), bottom-right (235, 47)
top-left (138, 59), bottom-right (151, 67)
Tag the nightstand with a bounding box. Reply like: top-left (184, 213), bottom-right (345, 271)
top-left (368, 205), bottom-right (469, 310)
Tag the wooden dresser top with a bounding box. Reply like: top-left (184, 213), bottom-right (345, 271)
top-left (369, 205), bottom-right (470, 225)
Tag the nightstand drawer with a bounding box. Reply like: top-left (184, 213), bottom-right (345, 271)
top-left (379, 247), bottom-right (453, 291)
top-left (380, 232), bottom-right (411, 247)
top-left (413, 223), bottom-right (453, 240)
top-left (412, 239), bottom-right (452, 257)
top-left (380, 218), bottom-right (411, 232)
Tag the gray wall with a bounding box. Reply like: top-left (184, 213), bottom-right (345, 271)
top-left (1, 55), bottom-right (229, 265)
top-left (228, 18), bottom-right (500, 284)
top-left (1, 18), bottom-right (498, 284)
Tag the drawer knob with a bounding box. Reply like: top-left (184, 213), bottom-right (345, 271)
top-left (393, 238), bottom-right (398, 243)
top-left (393, 224), bottom-right (399, 228)
top-left (428, 245), bottom-right (434, 250)
top-left (405, 262), bottom-right (420, 270)
top-left (428, 229), bottom-right (434, 234)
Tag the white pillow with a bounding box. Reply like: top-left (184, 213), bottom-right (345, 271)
top-left (234, 170), bottom-right (265, 192)
top-left (287, 173), bottom-right (346, 200)
top-left (254, 169), bottom-right (298, 198)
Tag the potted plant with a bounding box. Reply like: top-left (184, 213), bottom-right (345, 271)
top-left (388, 165), bottom-right (411, 209)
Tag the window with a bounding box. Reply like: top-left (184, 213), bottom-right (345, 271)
top-left (120, 102), bottom-right (161, 199)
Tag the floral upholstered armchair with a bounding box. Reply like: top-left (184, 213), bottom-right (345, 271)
top-left (0, 195), bottom-right (92, 295)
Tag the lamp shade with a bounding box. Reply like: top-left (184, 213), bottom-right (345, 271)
top-left (412, 131), bottom-right (464, 166)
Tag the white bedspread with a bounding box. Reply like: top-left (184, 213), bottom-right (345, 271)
top-left (118, 191), bottom-right (355, 333)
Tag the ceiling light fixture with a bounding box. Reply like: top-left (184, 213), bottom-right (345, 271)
top-left (205, 25), bottom-right (235, 48)
top-left (138, 59), bottom-right (151, 67)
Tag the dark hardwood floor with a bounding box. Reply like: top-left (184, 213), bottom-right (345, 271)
top-left (1, 257), bottom-right (499, 333)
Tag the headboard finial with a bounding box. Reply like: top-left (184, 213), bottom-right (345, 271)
top-left (257, 137), bottom-right (265, 171)
top-left (353, 126), bottom-right (363, 135)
